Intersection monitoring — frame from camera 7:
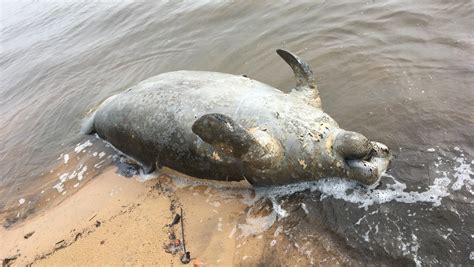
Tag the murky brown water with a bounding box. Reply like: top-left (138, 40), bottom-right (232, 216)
top-left (1, 1), bottom-right (473, 265)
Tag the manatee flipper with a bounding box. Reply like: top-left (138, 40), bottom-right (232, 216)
top-left (192, 114), bottom-right (282, 169)
top-left (276, 49), bottom-right (321, 108)
top-left (192, 113), bottom-right (259, 158)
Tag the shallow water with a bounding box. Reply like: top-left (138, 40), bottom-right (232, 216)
top-left (1, 1), bottom-right (473, 265)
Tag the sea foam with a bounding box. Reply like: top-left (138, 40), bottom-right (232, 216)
top-left (253, 147), bottom-right (472, 210)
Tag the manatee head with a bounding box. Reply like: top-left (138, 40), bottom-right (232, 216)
top-left (327, 129), bottom-right (391, 185)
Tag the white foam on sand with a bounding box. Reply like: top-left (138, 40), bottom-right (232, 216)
top-left (51, 164), bottom-right (90, 194)
top-left (59, 173), bottom-right (69, 183)
top-left (77, 165), bottom-right (87, 181)
top-left (74, 140), bottom-right (92, 153)
top-left (53, 182), bottom-right (64, 193)
top-left (63, 154), bottom-right (69, 164)
top-left (269, 197), bottom-right (289, 218)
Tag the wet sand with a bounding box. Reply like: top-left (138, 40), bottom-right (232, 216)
top-left (1, 167), bottom-right (297, 266)
top-left (1, 165), bottom-right (353, 266)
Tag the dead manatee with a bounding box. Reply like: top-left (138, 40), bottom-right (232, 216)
top-left (82, 49), bottom-right (391, 186)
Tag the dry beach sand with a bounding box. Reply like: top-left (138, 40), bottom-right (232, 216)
top-left (0, 164), bottom-right (351, 266)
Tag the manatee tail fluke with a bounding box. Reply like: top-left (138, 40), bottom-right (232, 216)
top-left (276, 49), bottom-right (317, 90)
top-left (80, 112), bottom-right (96, 135)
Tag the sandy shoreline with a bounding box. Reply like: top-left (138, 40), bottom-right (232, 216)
top-left (0, 167), bottom-right (272, 266)
top-left (1, 164), bottom-right (351, 266)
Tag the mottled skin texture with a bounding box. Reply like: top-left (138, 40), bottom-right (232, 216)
top-left (88, 50), bottom-right (391, 186)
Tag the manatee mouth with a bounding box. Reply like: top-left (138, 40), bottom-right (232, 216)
top-left (334, 131), bottom-right (391, 185)
top-left (345, 142), bottom-right (391, 184)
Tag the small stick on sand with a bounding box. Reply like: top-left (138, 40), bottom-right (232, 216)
top-left (180, 208), bottom-right (190, 264)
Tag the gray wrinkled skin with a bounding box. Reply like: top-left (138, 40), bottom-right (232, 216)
top-left (85, 50), bottom-right (391, 186)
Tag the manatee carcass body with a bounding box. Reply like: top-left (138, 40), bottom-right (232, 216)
top-left (83, 49), bottom-right (391, 186)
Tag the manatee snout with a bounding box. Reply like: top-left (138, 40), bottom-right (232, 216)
top-left (334, 130), bottom-right (391, 185)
